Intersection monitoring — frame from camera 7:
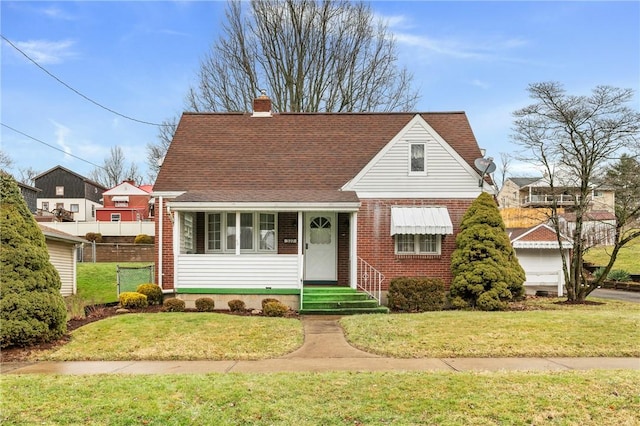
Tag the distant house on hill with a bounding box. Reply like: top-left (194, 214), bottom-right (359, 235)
top-left (96, 180), bottom-right (154, 222)
top-left (34, 166), bottom-right (106, 222)
top-left (17, 181), bottom-right (41, 214)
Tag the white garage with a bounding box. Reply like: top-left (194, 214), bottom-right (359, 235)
top-left (508, 224), bottom-right (572, 297)
top-left (39, 224), bottom-right (87, 296)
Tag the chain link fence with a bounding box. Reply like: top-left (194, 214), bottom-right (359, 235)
top-left (117, 264), bottom-right (155, 296)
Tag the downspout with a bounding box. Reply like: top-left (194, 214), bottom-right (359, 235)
top-left (298, 211), bottom-right (304, 309)
top-left (158, 196), bottom-right (163, 289)
top-left (350, 211), bottom-right (358, 290)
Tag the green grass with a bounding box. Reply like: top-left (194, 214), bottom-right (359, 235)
top-left (584, 238), bottom-right (640, 274)
top-left (341, 298), bottom-right (640, 358)
top-left (77, 262), bottom-right (153, 304)
top-left (37, 313), bottom-right (303, 361)
top-left (2, 371), bottom-right (639, 425)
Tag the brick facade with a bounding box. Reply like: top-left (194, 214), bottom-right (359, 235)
top-left (156, 197), bottom-right (175, 290)
top-left (357, 198), bottom-right (474, 290)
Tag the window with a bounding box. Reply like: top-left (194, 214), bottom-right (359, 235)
top-left (56, 203), bottom-right (64, 210)
top-left (409, 143), bottom-right (426, 174)
top-left (114, 200), bottom-right (128, 207)
top-left (70, 204), bottom-right (79, 213)
top-left (206, 212), bottom-right (276, 253)
top-left (395, 234), bottom-right (440, 255)
top-left (111, 213), bottom-right (121, 222)
top-left (41, 201), bottom-right (49, 211)
top-left (91, 205), bottom-right (95, 218)
top-left (55, 186), bottom-right (64, 196)
top-left (309, 216), bottom-right (331, 244)
top-left (181, 213), bottom-right (194, 253)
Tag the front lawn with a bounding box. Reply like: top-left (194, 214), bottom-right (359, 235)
top-left (37, 313), bottom-right (303, 361)
top-left (584, 238), bottom-right (640, 274)
top-left (2, 371), bottom-right (639, 425)
top-left (341, 298), bottom-right (640, 358)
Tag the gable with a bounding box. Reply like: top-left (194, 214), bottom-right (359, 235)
top-left (104, 182), bottom-right (149, 196)
top-left (344, 115), bottom-right (488, 197)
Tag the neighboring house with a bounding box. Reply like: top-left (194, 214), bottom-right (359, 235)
top-left (558, 210), bottom-right (617, 246)
top-left (39, 224), bottom-right (87, 296)
top-left (153, 94), bottom-right (493, 309)
top-left (34, 165), bottom-right (106, 222)
top-left (498, 176), bottom-right (615, 213)
top-left (17, 181), bottom-right (41, 214)
top-left (508, 223), bottom-right (572, 297)
top-left (96, 180), bottom-right (154, 222)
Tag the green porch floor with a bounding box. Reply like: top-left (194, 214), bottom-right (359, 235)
top-left (299, 286), bottom-right (388, 315)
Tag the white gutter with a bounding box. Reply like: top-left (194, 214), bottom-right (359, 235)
top-left (167, 201), bottom-right (360, 212)
top-left (158, 196), bottom-right (163, 289)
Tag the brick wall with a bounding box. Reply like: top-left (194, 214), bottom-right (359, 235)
top-left (357, 199), bottom-right (474, 290)
top-left (156, 197), bottom-right (175, 290)
top-left (82, 243), bottom-right (154, 263)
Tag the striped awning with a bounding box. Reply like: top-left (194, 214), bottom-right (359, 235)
top-left (390, 207), bottom-right (453, 235)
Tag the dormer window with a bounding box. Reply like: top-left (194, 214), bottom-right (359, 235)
top-left (409, 143), bottom-right (426, 174)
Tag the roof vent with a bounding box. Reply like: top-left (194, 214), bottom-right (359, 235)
top-left (252, 90), bottom-right (272, 117)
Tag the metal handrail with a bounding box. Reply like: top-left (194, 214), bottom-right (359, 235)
top-left (357, 257), bottom-right (384, 305)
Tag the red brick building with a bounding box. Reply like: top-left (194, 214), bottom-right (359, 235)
top-left (96, 181), bottom-right (153, 222)
top-left (153, 94), bottom-right (493, 308)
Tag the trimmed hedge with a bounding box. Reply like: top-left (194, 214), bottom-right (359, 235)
top-left (119, 292), bottom-right (148, 309)
top-left (228, 299), bottom-right (246, 312)
top-left (163, 298), bottom-right (185, 312)
top-left (134, 234), bottom-right (153, 244)
top-left (387, 277), bottom-right (447, 312)
top-left (136, 283), bottom-right (163, 305)
top-left (195, 297), bottom-right (215, 312)
top-left (261, 298), bottom-right (280, 309)
top-left (263, 301), bottom-right (289, 317)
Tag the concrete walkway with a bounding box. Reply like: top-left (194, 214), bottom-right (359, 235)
top-left (2, 315), bottom-right (639, 375)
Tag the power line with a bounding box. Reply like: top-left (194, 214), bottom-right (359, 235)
top-left (1, 123), bottom-right (107, 171)
top-left (1, 34), bottom-right (167, 127)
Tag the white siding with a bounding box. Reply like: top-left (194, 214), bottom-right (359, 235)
top-left (47, 240), bottom-right (76, 296)
top-left (176, 254), bottom-right (301, 289)
top-left (349, 119), bottom-right (481, 196)
top-left (516, 248), bottom-right (567, 287)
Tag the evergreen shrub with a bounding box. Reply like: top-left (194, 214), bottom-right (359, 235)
top-left (1, 173), bottom-right (67, 348)
top-left (134, 234), bottom-right (153, 244)
top-left (387, 277), bottom-right (447, 312)
top-left (450, 192), bottom-right (526, 311)
top-left (195, 297), bottom-right (215, 312)
top-left (119, 292), bottom-right (148, 309)
top-left (163, 298), bottom-right (185, 312)
top-left (136, 283), bottom-right (163, 305)
top-left (228, 299), bottom-right (246, 312)
top-left (261, 298), bottom-right (280, 309)
top-left (85, 232), bottom-right (103, 243)
top-left (263, 301), bottom-right (288, 317)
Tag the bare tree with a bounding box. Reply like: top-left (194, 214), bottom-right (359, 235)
top-left (187, 0), bottom-right (419, 113)
top-left (90, 146), bottom-right (141, 188)
top-left (0, 149), bottom-right (13, 171)
top-left (494, 152), bottom-right (512, 191)
top-left (512, 82), bottom-right (640, 301)
top-left (18, 167), bottom-right (40, 186)
top-left (146, 116), bottom-right (178, 182)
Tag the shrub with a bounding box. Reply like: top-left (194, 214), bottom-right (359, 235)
top-left (1, 173), bottom-right (67, 349)
top-left (387, 277), bottom-right (446, 312)
top-left (608, 269), bottom-right (631, 282)
top-left (136, 283), bottom-right (163, 305)
top-left (195, 297), bottom-right (215, 312)
top-left (261, 298), bottom-right (280, 309)
top-left (134, 234), bottom-right (153, 244)
top-left (228, 299), bottom-right (246, 312)
top-left (163, 298), bottom-right (185, 312)
top-left (450, 192), bottom-right (526, 311)
top-left (263, 300), bottom-right (289, 317)
top-left (85, 232), bottom-right (103, 243)
top-left (119, 292), bottom-right (148, 309)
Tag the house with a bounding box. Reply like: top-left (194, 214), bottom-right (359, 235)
top-left (39, 224), bottom-right (87, 296)
top-left (498, 176), bottom-right (615, 213)
top-left (17, 181), bottom-right (41, 214)
top-left (96, 180), bottom-right (154, 222)
top-left (153, 95), bottom-right (493, 310)
top-left (508, 223), bottom-right (572, 297)
top-left (34, 165), bottom-right (106, 222)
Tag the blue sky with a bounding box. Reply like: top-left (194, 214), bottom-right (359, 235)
top-left (2, 1), bottom-right (639, 184)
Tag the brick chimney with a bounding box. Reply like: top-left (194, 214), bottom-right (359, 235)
top-left (252, 90), bottom-right (272, 117)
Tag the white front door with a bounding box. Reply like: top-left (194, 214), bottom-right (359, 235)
top-left (304, 212), bottom-right (337, 281)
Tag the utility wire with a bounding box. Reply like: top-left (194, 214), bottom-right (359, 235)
top-left (1, 34), bottom-right (167, 127)
top-left (1, 123), bottom-right (107, 171)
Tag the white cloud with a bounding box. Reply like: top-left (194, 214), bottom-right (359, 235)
top-left (13, 39), bottom-right (76, 65)
top-left (40, 6), bottom-right (76, 20)
top-left (50, 120), bottom-right (73, 160)
top-left (470, 79), bottom-right (490, 90)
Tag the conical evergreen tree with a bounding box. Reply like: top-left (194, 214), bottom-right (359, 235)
top-left (450, 192), bottom-right (525, 311)
top-left (1, 173), bottom-right (67, 348)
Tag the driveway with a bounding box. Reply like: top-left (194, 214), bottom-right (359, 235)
top-left (526, 286), bottom-right (640, 303)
